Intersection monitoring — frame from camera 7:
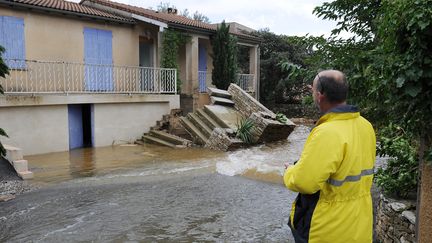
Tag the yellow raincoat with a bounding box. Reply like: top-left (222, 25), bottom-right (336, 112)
top-left (284, 105), bottom-right (376, 243)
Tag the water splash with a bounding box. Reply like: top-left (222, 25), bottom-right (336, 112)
top-left (216, 126), bottom-right (310, 182)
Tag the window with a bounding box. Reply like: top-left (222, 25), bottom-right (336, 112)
top-left (0, 16), bottom-right (26, 69)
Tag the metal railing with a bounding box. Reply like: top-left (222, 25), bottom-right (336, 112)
top-left (0, 59), bottom-right (177, 94)
top-left (237, 73), bottom-right (255, 92)
top-left (197, 71), bottom-right (255, 93)
top-left (198, 70), bottom-right (212, 93)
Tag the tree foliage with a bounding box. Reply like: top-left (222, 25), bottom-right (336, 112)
top-left (211, 21), bottom-right (238, 90)
top-left (0, 45), bottom-right (9, 156)
top-left (156, 2), bottom-right (210, 23)
top-left (192, 11), bottom-right (210, 23)
top-left (309, 0), bottom-right (432, 197)
top-left (251, 29), bottom-right (313, 105)
top-left (376, 123), bottom-right (418, 198)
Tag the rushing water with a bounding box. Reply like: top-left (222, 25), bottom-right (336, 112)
top-left (0, 126), bottom-right (311, 242)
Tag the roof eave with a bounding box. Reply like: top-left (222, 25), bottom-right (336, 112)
top-left (0, 0), bottom-right (135, 25)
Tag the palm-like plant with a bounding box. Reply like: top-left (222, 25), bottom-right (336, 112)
top-left (236, 118), bottom-right (255, 144)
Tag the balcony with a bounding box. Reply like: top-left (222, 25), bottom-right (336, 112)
top-left (0, 59), bottom-right (177, 95)
top-left (198, 71), bottom-right (255, 93)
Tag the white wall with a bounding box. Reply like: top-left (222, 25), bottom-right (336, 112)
top-left (93, 102), bottom-right (169, 147)
top-left (0, 105), bottom-right (69, 155)
top-left (0, 94), bottom-right (180, 155)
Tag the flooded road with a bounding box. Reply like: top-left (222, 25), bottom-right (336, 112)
top-left (0, 126), bottom-right (311, 242)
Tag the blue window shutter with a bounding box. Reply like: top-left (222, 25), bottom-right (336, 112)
top-left (0, 16), bottom-right (25, 68)
top-left (84, 27), bottom-right (99, 64)
top-left (97, 29), bottom-right (112, 65)
top-left (97, 29), bottom-right (113, 91)
top-left (0, 17), bottom-right (4, 49)
top-left (84, 28), bottom-right (113, 91)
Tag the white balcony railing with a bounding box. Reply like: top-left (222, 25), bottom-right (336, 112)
top-left (197, 71), bottom-right (255, 93)
top-left (0, 59), bottom-right (177, 94)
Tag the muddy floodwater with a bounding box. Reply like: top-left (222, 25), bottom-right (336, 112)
top-left (0, 126), bottom-right (311, 242)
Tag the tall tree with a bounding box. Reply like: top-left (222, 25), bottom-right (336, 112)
top-left (156, 2), bottom-right (210, 23)
top-left (251, 29), bottom-right (312, 104)
top-left (192, 11), bottom-right (210, 23)
top-left (0, 45), bottom-right (9, 156)
top-left (156, 1), bottom-right (176, 12)
top-left (313, 0), bottom-right (432, 240)
top-left (211, 21), bottom-right (238, 90)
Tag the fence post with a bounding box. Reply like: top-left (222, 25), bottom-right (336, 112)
top-left (174, 69), bottom-right (177, 94)
top-left (62, 62), bottom-right (67, 94)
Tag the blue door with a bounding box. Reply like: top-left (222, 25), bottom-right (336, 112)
top-left (68, 105), bottom-right (84, 149)
top-left (84, 28), bottom-right (113, 91)
top-left (68, 104), bottom-right (93, 149)
top-left (198, 44), bottom-right (207, 92)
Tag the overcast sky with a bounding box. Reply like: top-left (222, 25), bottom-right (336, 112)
top-left (72, 0), bottom-right (338, 36)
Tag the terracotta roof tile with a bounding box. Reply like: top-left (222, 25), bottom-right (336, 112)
top-left (83, 0), bottom-right (214, 30)
top-left (4, 0), bottom-right (134, 23)
top-left (84, 0), bottom-right (259, 41)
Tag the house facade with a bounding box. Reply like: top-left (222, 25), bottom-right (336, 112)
top-left (0, 0), bottom-right (260, 155)
top-left (80, 0), bottom-right (261, 111)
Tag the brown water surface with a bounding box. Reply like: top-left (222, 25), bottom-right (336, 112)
top-left (0, 126), bottom-right (311, 242)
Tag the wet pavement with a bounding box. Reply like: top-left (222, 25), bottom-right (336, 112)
top-left (0, 126), bottom-right (312, 242)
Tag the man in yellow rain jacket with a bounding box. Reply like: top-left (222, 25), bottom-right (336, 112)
top-left (284, 70), bottom-right (376, 243)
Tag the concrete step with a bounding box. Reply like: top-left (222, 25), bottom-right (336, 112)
top-left (142, 134), bottom-right (177, 148)
top-left (203, 105), bottom-right (231, 129)
top-left (12, 159), bottom-right (28, 173)
top-left (196, 108), bottom-right (222, 130)
top-left (150, 130), bottom-right (191, 146)
top-left (187, 113), bottom-right (212, 138)
top-left (180, 117), bottom-right (208, 145)
top-left (210, 96), bottom-right (235, 107)
top-left (208, 87), bottom-right (232, 99)
top-left (18, 171), bottom-right (33, 180)
top-left (3, 145), bottom-right (23, 161)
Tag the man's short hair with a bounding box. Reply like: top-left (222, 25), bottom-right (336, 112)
top-left (316, 74), bottom-right (348, 103)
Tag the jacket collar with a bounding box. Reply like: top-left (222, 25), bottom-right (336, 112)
top-left (316, 105), bottom-right (360, 126)
top-left (326, 104), bottom-right (358, 114)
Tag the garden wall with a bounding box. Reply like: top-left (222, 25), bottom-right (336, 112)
top-left (376, 193), bottom-right (416, 243)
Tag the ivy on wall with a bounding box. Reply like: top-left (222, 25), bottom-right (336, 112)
top-left (160, 29), bottom-right (190, 94)
top-left (0, 45), bottom-right (9, 156)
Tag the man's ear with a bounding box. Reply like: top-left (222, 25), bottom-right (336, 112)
top-left (317, 91), bottom-right (325, 104)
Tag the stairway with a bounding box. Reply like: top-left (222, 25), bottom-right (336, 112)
top-left (180, 87), bottom-right (241, 145)
top-left (137, 109), bottom-right (192, 148)
top-left (3, 145), bottom-right (33, 180)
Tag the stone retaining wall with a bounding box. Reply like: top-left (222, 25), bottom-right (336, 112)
top-left (228, 84), bottom-right (275, 118)
top-left (376, 193), bottom-right (416, 243)
top-left (249, 112), bottom-right (295, 143)
top-left (204, 128), bottom-right (243, 151)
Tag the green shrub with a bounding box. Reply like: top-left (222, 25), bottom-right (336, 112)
top-left (275, 113), bottom-right (288, 124)
top-left (375, 123), bottom-right (418, 198)
top-left (302, 95), bottom-right (313, 105)
top-left (236, 118), bottom-right (255, 144)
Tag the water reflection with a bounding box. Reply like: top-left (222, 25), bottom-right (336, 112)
top-left (1, 126), bottom-right (313, 242)
top-left (69, 149), bottom-right (95, 178)
top-left (25, 143), bottom-right (225, 184)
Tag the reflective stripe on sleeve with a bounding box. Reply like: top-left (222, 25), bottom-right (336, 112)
top-left (327, 168), bottom-right (374, 187)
